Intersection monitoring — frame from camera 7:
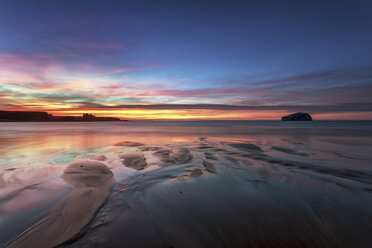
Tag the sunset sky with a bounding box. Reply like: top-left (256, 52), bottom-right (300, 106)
top-left (1, 0), bottom-right (372, 120)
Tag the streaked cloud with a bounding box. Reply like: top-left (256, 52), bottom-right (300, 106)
top-left (1, 63), bottom-right (371, 119)
top-left (0, 0), bottom-right (371, 120)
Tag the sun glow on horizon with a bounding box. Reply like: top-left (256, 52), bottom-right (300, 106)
top-left (2, 105), bottom-right (370, 120)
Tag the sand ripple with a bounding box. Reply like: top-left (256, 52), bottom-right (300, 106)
top-left (4, 137), bottom-right (372, 248)
top-left (7, 160), bottom-right (114, 248)
top-left (120, 152), bottom-right (147, 170)
top-left (154, 147), bottom-right (193, 166)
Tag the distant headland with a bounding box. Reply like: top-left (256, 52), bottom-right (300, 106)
top-left (0, 111), bottom-right (124, 122)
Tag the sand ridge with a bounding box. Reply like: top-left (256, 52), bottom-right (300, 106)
top-left (7, 160), bottom-right (115, 248)
top-left (4, 136), bottom-right (372, 248)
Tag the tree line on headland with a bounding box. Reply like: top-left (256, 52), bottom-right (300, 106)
top-left (0, 111), bottom-right (123, 122)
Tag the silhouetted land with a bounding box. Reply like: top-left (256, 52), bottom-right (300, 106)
top-left (281, 112), bottom-right (312, 121)
top-left (0, 111), bottom-right (123, 122)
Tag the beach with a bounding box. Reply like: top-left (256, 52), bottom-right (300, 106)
top-left (0, 121), bottom-right (372, 247)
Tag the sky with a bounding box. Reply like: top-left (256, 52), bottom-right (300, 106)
top-left (0, 0), bottom-right (372, 120)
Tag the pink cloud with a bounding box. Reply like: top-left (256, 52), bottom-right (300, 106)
top-left (134, 87), bottom-right (258, 98)
top-left (0, 51), bottom-right (63, 72)
top-left (40, 37), bottom-right (128, 57)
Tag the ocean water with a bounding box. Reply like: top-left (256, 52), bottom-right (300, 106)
top-left (0, 121), bottom-right (372, 247)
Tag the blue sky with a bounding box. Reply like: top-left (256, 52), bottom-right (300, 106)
top-left (0, 0), bottom-right (371, 119)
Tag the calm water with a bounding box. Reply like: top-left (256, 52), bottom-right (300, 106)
top-left (1, 121), bottom-right (372, 247)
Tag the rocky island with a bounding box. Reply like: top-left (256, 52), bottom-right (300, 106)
top-left (281, 112), bottom-right (312, 121)
top-left (0, 111), bottom-right (123, 122)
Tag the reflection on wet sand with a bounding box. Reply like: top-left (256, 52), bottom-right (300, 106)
top-left (8, 160), bottom-right (114, 248)
top-left (0, 121), bottom-right (372, 247)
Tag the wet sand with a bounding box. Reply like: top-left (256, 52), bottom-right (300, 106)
top-left (7, 160), bottom-right (114, 248)
top-left (0, 121), bottom-right (372, 247)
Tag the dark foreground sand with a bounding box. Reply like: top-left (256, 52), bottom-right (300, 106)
top-left (7, 160), bottom-right (114, 248)
top-left (1, 131), bottom-right (372, 248)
